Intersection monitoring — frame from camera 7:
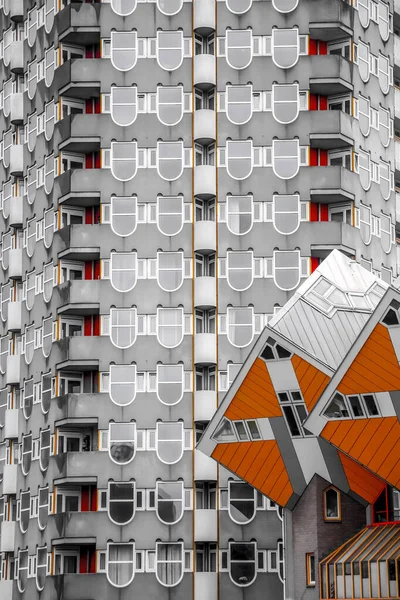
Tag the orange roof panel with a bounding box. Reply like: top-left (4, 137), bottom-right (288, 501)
top-left (292, 355), bottom-right (330, 411)
top-left (224, 358), bottom-right (282, 420)
top-left (322, 417), bottom-right (400, 490)
top-left (211, 439), bottom-right (294, 507)
top-left (338, 452), bottom-right (385, 504)
top-left (338, 324), bottom-right (400, 395)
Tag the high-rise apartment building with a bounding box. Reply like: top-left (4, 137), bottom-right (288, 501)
top-left (0, 0), bottom-right (397, 599)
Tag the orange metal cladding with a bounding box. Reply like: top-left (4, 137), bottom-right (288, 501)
top-left (212, 440), bottom-right (294, 507)
top-left (338, 451), bottom-right (385, 504)
top-left (337, 323), bottom-right (400, 395)
top-left (319, 322), bottom-right (400, 488)
top-left (291, 355), bottom-right (330, 411)
top-left (322, 417), bottom-right (400, 490)
top-left (224, 358), bottom-right (282, 420)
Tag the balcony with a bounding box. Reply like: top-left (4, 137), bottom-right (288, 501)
top-left (57, 2), bottom-right (100, 45)
top-left (49, 510), bottom-right (103, 539)
top-left (7, 301), bottom-right (21, 332)
top-left (194, 165), bottom-right (216, 198)
top-left (51, 393), bottom-right (108, 423)
top-left (2, 464), bottom-right (18, 495)
top-left (195, 573), bottom-right (218, 600)
top-left (195, 333), bottom-right (217, 365)
top-left (194, 449), bottom-right (217, 481)
top-left (288, 221), bottom-right (355, 258)
top-left (6, 356), bottom-right (20, 385)
top-left (9, 40), bottom-right (23, 73)
top-left (194, 0), bottom-right (215, 31)
top-left (56, 59), bottom-right (101, 100)
top-left (10, 92), bottom-right (23, 123)
top-left (8, 248), bottom-right (22, 279)
top-left (56, 224), bottom-right (101, 261)
top-left (0, 521), bottom-right (16, 552)
top-left (56, 114), bottom-right (103, 154)
top-left (4, 408), bottom-right (19, 439)
top-left (309, 56), bottom-right (352, 96)
top-left (194, 220), bottom-right (216, 252)
top-left (194, 390), bottom-right (217, 421)
top-left (9, 145), bottom-right (23, 176)
top-left (194, 510), bottom-right (218, 542)
top-left (194, 110), bottom-right (216, 144)
top-left (194, 277), bottom-right (216, 308)
top-left (56, 280), bottom-right (101, 315)
top-left (59, 137), bottom-right (100, 156)
top-left (194, 55), bottom-right (216, 89)
top-left (308, 0), bottom-right (353, 41)
top-left (49, 451), bottom-right (107, 485)
top-left (308, 111), bottom-right (354, 150)
top-left (57, 169), bottom-right (101, 206)
top-left (9, 195), bottom-right (23, 227)
top-left (308, 166), bottom-right (356, 204)
top-left (10, 0), bottom-right (23, 20)
top-left (54, 337), bottom-right (101, 371)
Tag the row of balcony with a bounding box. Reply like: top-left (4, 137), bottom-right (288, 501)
top-left (0, 449), bottom-right (217, 497)
top-left (3, 2), bottom-right (398, 86)
top-left (0, 511), bottom-right (218, 553)
top-left (0, 388), bottom-right (217, 434)
top-left (54, 53), bottom-right (353, 101)
top-left (6, 100), bottom-right (356, 154)
top-left (0, 163), bottom-right (360, 206)
top-left (4, 334), bottom-right (218, 386)
top-left (56, 0), bottom-right (353, 43)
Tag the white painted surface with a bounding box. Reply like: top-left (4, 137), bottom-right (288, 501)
top-left (376, 391), bottom-right (397, 417)
top-left (267, 360), bottom-right (299, 392)
top-left (293, 437), bottom-right (331, 484)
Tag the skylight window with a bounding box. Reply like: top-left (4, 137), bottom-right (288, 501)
top-left (213, 417), bottom-right (261, 443)
top-left (305, 279), bottom-right (385, 316)
top-left (323, 392), bottom-right (380, 420)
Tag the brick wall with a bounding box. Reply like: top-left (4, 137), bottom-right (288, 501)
top-left (291, 475), bottom-right (366, 600)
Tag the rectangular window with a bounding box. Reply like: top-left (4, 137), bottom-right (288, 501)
top-left (60, 44), bottom-right (85, 64)
top-left (61, 97), bottom-right (85, 119)
top-left (328, 94), bottom-right (351, 114)
top-left (195, 543), bottom-right (217, 573)
top-left (328, 203), bottom-right (352, 225)
top-left (328, 40), bottom-right (351, 60)
top-left (328, 149), bottom-right (352, 170)
top-left (60, 152), bottom-right (85, 173)
top-left (278, 391), bottom-right (312, 438)
top-left (306, 553), bottom-right (315, 586)
top-left (195, 483), bottom-right (216, 509)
